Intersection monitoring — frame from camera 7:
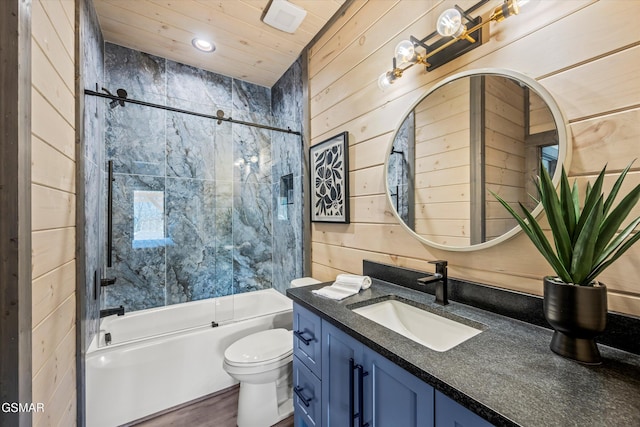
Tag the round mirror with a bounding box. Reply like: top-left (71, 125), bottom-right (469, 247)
top-left (385, 69), bottom-right (571, 251)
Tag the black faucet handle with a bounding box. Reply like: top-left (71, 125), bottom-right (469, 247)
top-left (426, 261), bottom-right (448, 306)
top-left (428, 260), bottom-right (448, 277)
top-left (428, 260), bottom-right (448, 267)
top-left (100, 277), bottom-right (117, 287)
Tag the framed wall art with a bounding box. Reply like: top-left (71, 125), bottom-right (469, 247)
top-left (310, 131), bottom-right (349, 223)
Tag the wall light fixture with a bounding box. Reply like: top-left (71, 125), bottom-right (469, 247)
top-left (378, 0), bottom-right (529, 89)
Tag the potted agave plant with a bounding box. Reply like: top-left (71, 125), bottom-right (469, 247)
top-left (493, 161), bottom-right (640, 364)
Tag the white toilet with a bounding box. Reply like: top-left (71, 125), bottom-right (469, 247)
top-left (223, 277), bottom-right (321, 427)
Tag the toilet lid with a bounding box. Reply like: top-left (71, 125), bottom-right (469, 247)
top-left (224, 329), bottom-right (292, 365)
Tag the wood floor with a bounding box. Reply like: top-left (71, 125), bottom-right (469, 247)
top-left (128, 385), bottom-right (294, 427)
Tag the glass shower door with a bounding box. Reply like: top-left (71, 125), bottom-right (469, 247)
top-left (102, 96), bottom-right (236, 345)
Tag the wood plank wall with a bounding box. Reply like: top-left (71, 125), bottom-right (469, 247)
top-left (483, 76), bottom-right (525, 240)
top-left (308, 0), bottom-right (640, 316)
top-left (31, 0), bottom-right (77, 425)
top-left (414, 77), bottom-right (471, 245)
top-left (0, 0), bottom-right (32, 424)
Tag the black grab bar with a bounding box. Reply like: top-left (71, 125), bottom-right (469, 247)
top-left (107, 160), bottom-right (113, 267)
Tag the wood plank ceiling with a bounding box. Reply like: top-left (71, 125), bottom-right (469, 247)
top-left (93, 0), bottom-right (346, 87)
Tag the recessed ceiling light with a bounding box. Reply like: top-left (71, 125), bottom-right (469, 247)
top-left (191, 38), bottom-right (215, 53)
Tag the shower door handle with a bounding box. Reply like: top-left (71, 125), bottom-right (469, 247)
top-left (107, 160), bottom-right (114, 267)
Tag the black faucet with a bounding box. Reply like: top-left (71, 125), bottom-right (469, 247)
top-left (100, 277), bottom-right (117, 287)
top-left (100, 306), bottom-right (125, 318)
top-left (417, 260), bottom-right (448, 306)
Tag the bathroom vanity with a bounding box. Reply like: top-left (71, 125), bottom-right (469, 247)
top-left (292, 302), bottom-right (491, 427)
top-left (286, 266), bottom-right (640, 427)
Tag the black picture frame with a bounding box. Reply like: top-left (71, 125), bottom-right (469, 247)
top-left (310, 131), bottom-right (349, 223)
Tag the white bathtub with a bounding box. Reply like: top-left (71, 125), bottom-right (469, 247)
top-left (86, 289), bottom-right (293, 427)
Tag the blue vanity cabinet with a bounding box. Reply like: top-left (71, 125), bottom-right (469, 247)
top-left (292, 303), bottom-right (491, 427)
top-left (362, 347), bottom-right (434, 427)
top-left (293, 355), bottom-right (322, 427)
top-left (293, 303), bottom-right (323, 378)
top-left (320, 320), bottom-right (365, 427)
top-left (435, 391), bottom-right (493, 427)
top-left (321, 320), bottom-right (434, 427)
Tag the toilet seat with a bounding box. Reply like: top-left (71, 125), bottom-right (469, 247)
top-left (224, 328), bottom-right (292, 368)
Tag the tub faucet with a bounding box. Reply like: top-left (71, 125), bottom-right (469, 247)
top-left (100, 306), bottom-right (125, 318)
top-left (100, 277), bottom-right (117, 287)
top-left (417, 260), bottom-right (448, 306)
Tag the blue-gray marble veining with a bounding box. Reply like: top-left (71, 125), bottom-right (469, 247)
top-left (214, 207), bottom-right (234, 297)
top-left (106, 103), bottom-right (166, 176)
top-left (271, 58), bottom-right (302, 126)
top-left (104, 43), bottom-right (166, 104)
top-left (81, 0), bottom-right (104, 351)
top-left (165, 178), bottom-right (218, 303)
top-left (233, 110), bottom-right (272, 183)
top-left (388, 112), bottom-right (413, 225)
top-left (233, 180), bottom-right (273, 293)
top-left (215, 121), bottom-right (234, 182)
top-left (102, 44), bottom-right (304, 313)
top-left (233, 79), bottom-right (271, 118)
top-left (105, 174), bottom-right (166, 311)
top-left (166, 59), bottom-right (233, 112)
top-left (270, 59), bottom-right (304, 295)
top-left (272, 177), bottom-right (303, 295)
top-left (271, 126), bottom-right (302, 183)
top-left (166, 111), bottom-right (216, 180)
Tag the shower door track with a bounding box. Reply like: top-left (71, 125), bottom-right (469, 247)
top-left (84, 88), bottom-right (302, 136)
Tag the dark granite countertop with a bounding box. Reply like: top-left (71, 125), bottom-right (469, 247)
top-left (287, 279), bottom-right (640, 427)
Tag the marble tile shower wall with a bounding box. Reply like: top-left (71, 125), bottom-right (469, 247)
top-left (388, 112), bottom-right (413, 225)
top-left (271, 58), bottom-right (304, 295)
top-left (82, 0), bottom-right (104, 349)
top-left (103, 43), bottom-right (303, 312)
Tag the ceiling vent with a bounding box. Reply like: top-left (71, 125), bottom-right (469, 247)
top-left (262, 0), bottom-right (307, 34)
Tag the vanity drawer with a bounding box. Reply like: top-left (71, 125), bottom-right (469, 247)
top-left (293, 303), bottom-right (322, 377)
top-left (293, 355), bottom-right (322, 427)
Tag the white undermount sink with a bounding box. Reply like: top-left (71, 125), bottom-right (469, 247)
top-left (352, 299), bottom-right (482, 352)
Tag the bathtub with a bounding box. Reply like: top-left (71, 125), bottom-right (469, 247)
top-left (86, 288), bottom-right (293, 427)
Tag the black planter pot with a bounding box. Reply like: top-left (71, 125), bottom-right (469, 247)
top-left (543, 277), bottom-right (607, 365)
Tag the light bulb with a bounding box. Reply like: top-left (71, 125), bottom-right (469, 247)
top-left (378, 71), bottom-right (394, 90)
top-left (511, 0), bottom-right (530, 15)
top-left (394, 40), bottom-right (416, 67)
top-left (491, 0), bottom-right (529, 22)
top-left (250, 155), bottom-right (258, 163)
top-left (436, 9), bottom-right (465, 38)
top-left (191, 38), bottom-right (216, 53)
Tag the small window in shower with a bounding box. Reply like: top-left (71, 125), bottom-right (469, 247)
top-left (133, 190), bottom-right (165, 248)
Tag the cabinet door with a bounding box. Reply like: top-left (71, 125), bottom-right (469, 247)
top-left (321, 320), bottom-right (364, 427)
top-left (363, 348), bottom-right (434, 427)
top-left (294, 355), bottom-right (322, 427)
top-left (293, 303), bottom-right (323, 378)
top-left (435, 391), bottom-right (494, 427)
